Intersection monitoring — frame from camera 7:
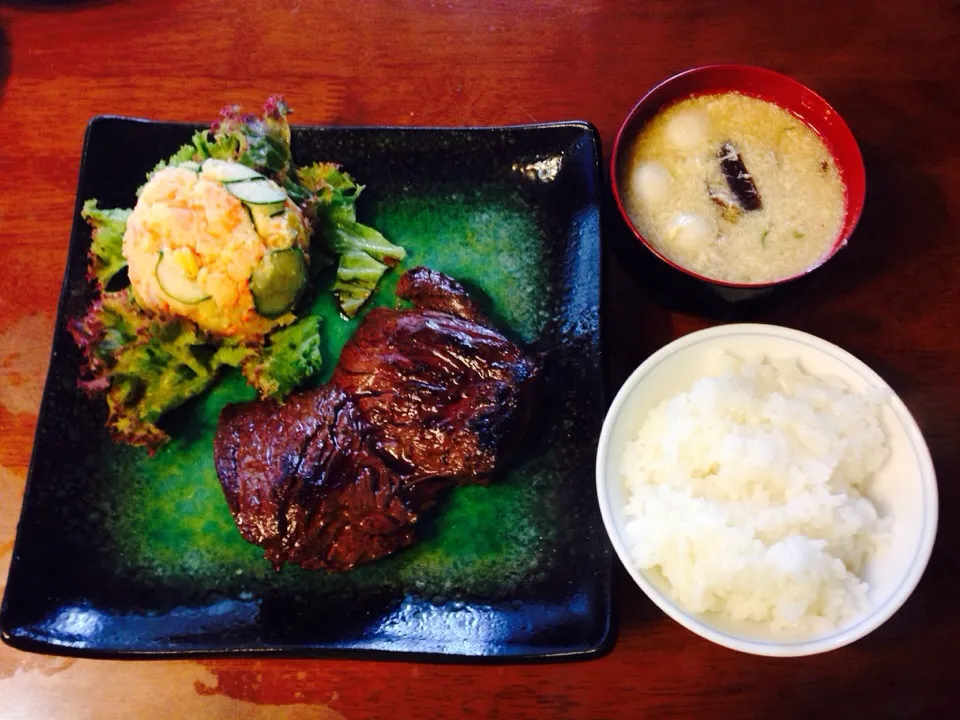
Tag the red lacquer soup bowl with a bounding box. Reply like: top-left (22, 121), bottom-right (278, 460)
top-left (610, 65), bottom-right (866, 299)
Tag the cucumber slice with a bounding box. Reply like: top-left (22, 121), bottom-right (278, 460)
top-left (248, 202), bottom-right (287, 237)
top-left (179, 161), bottom-right (200, 172)
top-left (226, 179), bottom-right (288, 205)
top-left (156, 252), bottom-right (210, 304)
top-left (250, 248), bottom-right (307, 317)
top-left (201, 158), bottom-right (264, 183)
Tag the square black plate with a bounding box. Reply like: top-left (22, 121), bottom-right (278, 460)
top-left (0, 117), bottom-right (612, 660)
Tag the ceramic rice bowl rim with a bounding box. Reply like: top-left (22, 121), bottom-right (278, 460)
top-left (595, 323), bottom-right (938, 656)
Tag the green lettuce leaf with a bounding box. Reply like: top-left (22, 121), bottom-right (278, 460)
top-left (240, 315), bottom-right (323, 398)
top-left (70, 286), bottom-right (326, 448)
top-left (163, 137), bottom-right (204, 167)
top-left (209, 95), bottom-right (293, 176)
top-left (70, 289), bottom-right (251, 449)
top-left (81, 199), bottom-right (131, 289)
top-left (296, 161), bottom-right (406, 317)
top-left (327, 222), bottom-right (405, 318)
top-left (296, 161), bottom-right (363, 225)
top-left (70, 288), bottom-right (148, 385)
top-left (329, 221), bottom-right (406, 265)
top-left (149, 129), bottom-right (221, 178)
top-left (107, 322), bottom-right (249, 448)
top-left (150, 96), bottom-right (294, 180)
top-left (71, 97), bottom-right (405, 449)
top-left (331, 251), bottom-right (388, 318)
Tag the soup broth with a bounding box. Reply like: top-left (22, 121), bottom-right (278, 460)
top-left (622, 92), bottom-right (846, 284)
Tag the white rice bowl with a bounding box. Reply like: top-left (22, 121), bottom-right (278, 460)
top-left (596, 324), bottom-right (938, 656)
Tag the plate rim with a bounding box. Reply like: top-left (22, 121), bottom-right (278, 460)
top-left (1, 117), bottom-right (612, 661)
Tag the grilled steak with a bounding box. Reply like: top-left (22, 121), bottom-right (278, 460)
top-left (214, 267), bottom-right (541, 571)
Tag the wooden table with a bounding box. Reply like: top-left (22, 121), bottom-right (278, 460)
top-left (1, 1), bottom-right (957, 717)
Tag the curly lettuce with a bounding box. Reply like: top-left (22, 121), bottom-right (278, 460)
top-left (71, 288), bottom-right (325, 448)
top-left (74, 97), bottom-right (402, 449)
top-left (81, 200), bottom-right (131, 289)
top-left (209, 95), bottom-right (293, 176)
top-left (151, 96), bottom-right (293, 178)
top-left (296, 161), bottom-right (362, 224)
top-left (69, 290), bottom-right (245, 447)
top-left (240, 315), bottom-right (324, 398)
top-left (298, 161), bottom-right (406, 317)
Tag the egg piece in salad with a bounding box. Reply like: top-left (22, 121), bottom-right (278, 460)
top-left (122, 159), bottom-right (310, 338)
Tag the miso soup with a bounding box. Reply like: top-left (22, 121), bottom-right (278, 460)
top-left (622, 92), bottom-right (846, 284)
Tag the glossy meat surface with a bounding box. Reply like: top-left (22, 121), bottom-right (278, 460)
top-left (331, 267), bottom-right (540, 481)
top-left (214, 267), bottom-right (540, 571)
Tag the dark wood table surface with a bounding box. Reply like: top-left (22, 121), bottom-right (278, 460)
top-left (0, 1), bottom-right (957, 717)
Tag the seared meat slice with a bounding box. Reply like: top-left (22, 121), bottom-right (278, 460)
top-left (393, 265), bottom-right (487, 324)
top-left (214, 267), bottom-right (541, 571)
top-left (331, 267), bottom-right (540, 480)
top-left (215, 386), bottom-right (446, 571)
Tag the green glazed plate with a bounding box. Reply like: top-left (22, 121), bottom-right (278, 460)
top-left (0, 117), bottom-right (611, 660)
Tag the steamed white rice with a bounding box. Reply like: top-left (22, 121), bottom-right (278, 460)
top-left (622, 353), bottom-right (891, 631)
